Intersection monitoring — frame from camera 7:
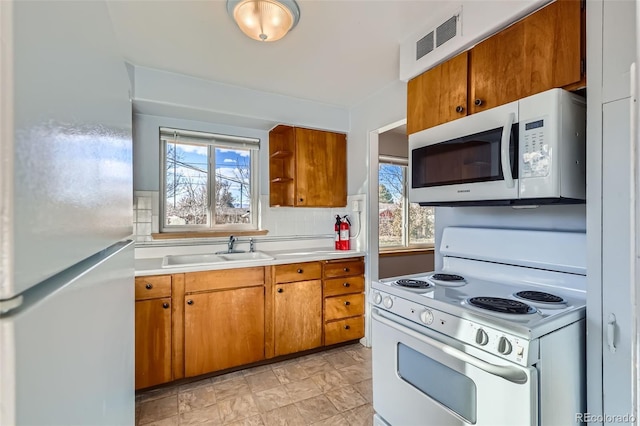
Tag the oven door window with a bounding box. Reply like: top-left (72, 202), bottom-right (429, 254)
top-left (398, 343), bottom-right (477, 424)
top-left (411, 124), bottom-right (518, 188)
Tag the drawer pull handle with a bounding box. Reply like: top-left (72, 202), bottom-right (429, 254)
top-left (297, 269), bottom-right (303, 273)
top-left (343, 282), bottom-right (350, 287)
top-left (145, 283), bottom-right (153, 289)
top-left (162, 302), bottom-right (170, 309)
top-left (343, 267), bottom-right (350, 272)
top-left (277, 288), bottom-right (283, 293)
top-left (344, 301), bottom-right (351, 306)
top-left (187, 300), bottom-right (194, 305)
top-left (344, 325), bottom-right (351, 330)
top-left (474, 98), bottom-right (484, 107)
top-left (455, 105), bottom-right (464, 113)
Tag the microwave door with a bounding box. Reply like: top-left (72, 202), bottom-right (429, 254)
top-left (409, 102), bottom-right (519, 205)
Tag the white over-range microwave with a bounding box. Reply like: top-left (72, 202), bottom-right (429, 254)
top-left (409, 88), bottom-right (586, 206)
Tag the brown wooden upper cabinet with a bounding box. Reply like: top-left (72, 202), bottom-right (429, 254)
top-left (407, 0), bottom-right (585, 135)
top-left (407, 51), bottom-right (468, 135)
top-left (269, 125), bottom-right (347, 207)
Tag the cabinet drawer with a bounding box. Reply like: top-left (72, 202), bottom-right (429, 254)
top-left (325, 294), bottom-right (365, 321)
top-left (275, 262), bottom-right (322, 283)
top-left (324, 316), bottom-right (364, 346)
top-left (323, 258), bottom-right (364, 279)
top-left (135, 276), bottom-right (171, 300)
top-left (185, 267), bottom-right (264, 293)
top-left (324, 276), bottom-right (364, 297)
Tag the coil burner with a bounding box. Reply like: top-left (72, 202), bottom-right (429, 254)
top-left (428, 273), bottom-right (467, 287)
top-left (468, 297), bottom-right (537, 315)
top-left (392, 279), bottom-right (433, 293)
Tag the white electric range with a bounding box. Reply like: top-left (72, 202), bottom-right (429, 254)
top-left (371, 227), bottom-right (586, 426)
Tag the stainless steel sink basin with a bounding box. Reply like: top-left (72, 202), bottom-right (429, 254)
top-left (218, 251), bottom-right (274, 261)
top-left (161, 251), bottom-right (274, 268)
top-left (162, 254), bottom-right (224, 268)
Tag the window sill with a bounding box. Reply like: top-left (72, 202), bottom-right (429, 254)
top-left (379, 246), bottom-right (435, 258)
top-left (151, 229), bottom-right (269, 240)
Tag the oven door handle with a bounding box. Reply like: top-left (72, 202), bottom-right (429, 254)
top-left (500, 112), bottom-right (516, 189)
top-left (372, 310), bottom-right (529, 384)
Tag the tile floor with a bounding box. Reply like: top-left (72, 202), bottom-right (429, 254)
top-left (136, 343), bottom-right (373, 426)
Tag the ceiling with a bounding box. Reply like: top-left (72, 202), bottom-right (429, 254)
top-left (106, 0), bottom-right (447, 108)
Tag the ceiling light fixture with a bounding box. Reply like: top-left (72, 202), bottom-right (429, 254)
top-left (227, 0), bottom-right (300, 42)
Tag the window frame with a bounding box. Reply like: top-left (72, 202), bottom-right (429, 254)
top-left (378, 156), bottom-right (434, 249)
top-left (159, 127), bottom-right (260, 233)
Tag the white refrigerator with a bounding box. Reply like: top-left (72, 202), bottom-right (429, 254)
top-left (0, 1), bottom-right (135, 424)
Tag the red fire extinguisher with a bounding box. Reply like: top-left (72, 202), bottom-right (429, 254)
top-left (334, 215), bottom-right (341, 250)
top-left (339, 215), bottom-right (351, 250)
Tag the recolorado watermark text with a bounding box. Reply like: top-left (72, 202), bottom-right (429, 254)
top-left (576, 413), bottom-right (636, 423)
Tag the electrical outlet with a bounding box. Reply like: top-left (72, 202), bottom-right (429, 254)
top-left (352, 200), bottom-right (360, 212)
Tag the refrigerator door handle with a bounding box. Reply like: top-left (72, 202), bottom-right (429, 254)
top-left (0, 295), bottom-right (23, 315)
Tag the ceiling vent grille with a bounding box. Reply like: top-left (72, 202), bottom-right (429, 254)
top-left (436, 15), bottom-right (458, 47)
top-left (416, 32), bottom-right (434, 60)
top-left (415, 13), bottom-right (460, 61)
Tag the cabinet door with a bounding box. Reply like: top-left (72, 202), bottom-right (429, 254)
top-left (470, 0), bottom-right (583, 114)
top-left (521, 0), bottom-right (583, 95)
top-left (407, 51), bottom-right (468, 134)
top-left (469, 21), bottom-right (526, 114)
top-left (184, 287), bottom-right (265, 377)
top-left (135, 298), bottom-right (172, 390)
top-left (294, 128), bottom-right (347, 207)
top-left (274, 280), bottom-right (323, 356)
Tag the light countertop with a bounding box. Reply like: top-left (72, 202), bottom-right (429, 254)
top-left (135, 248), bottom-right (366, 276)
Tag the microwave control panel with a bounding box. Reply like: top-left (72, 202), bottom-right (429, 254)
top-left (521, 116), bottom-right (549, 179)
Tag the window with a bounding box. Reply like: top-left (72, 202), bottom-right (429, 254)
top-left (378, 156), bottom-right (434, 248)
top-left (160, 127), bottom-right (259, 232)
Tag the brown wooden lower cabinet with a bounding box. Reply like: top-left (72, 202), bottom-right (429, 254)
top-left (324, 316), bottom-right (365, 346)
top-left (322, 257), bottom-right (366, 346)
top-left (135, 258), bottom-right (366, 388)
top-left (135, 297), bottom-right (172, 390)
top-left (183, 286), bottom-right (265, 377)
top-left (274, 279), bottom-right (323, 356)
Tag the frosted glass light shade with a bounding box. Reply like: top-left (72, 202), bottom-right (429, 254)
top-left (227, 0), bottom-right (300, 42)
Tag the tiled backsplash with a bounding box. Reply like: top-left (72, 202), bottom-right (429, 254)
top-left (133, 191), bottom-right (366, 250)
top-left (133, 191), bottom-right (159, 242)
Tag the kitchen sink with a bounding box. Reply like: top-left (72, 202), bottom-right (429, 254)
top-left (218, 251), bottom-right (274, 261)
top-left (162, 251), bottom-right (274, 268)
top-left (162, 254), bottom-right (225, 268)
top-left (274, 250), bottom-right (354, 258)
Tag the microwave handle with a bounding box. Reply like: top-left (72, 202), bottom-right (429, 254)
top-left (500, 112), bottom-right (516, 189)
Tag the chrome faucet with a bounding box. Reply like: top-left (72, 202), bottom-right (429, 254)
top-left (249, 238), bottom-right (254, 253)
top-left (227, 235), bottom-right (236, 253)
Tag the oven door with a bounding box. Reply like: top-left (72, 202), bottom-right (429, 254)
top-left (409, 101), bottom-right (519, 205)
top-left (372, 309), bottom-right (538, 426)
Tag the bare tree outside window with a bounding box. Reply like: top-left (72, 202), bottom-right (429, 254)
top-left (379, 163), bottom-right (434, 247)
top-left (164, 141), bottom-right (253, 228)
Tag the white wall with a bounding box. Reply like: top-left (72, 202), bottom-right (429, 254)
top-left (379, 131), bottom-right (408, 158)
top-left (434, 205), bottom-right (586, 269)
top-left (132, 66), bottom-right (350, 133)
top-left (349, 80), bottom-right (408, 346)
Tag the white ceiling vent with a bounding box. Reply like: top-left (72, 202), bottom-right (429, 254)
top-left (415, 13), bottom-right (460, 61)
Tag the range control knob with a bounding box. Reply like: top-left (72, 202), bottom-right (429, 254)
top-left (372, 292), bottom-right (383, 305)
top-left (419, 309), bottom-right (434, 325)
top-left (383, 296), bottom-right (393, 309)
top-left (475, 329), bottom-right (489, 346)
top-left (498, 336), bottom-right (513, 355)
